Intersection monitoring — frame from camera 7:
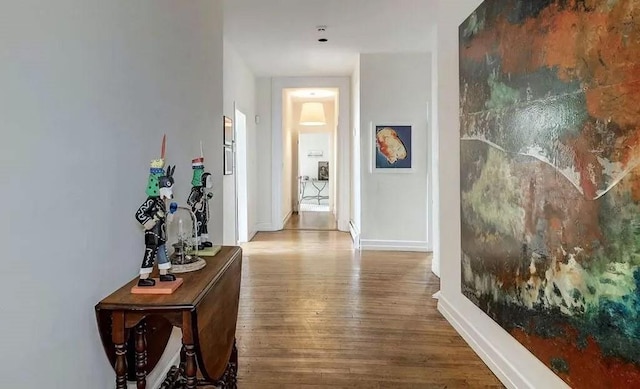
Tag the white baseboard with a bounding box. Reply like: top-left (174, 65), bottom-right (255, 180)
top-left (247, 227), bottom-right (257, 242)
top-left (281, 210), bottom-right (292, 230)
top-left (337, 219), bottom-right (349, 232)
top-left (255, 222), bottom-right (277, 232)
top-left (126, 328), bottom-right (182, 389)
top-left (432, 252), bottom-right (441, 278)
top-left (437, 296), bottom-right (530, 389)
top-left (349, 221), bottom-right (360, 249)
top-left (359, 239), bottom-right (431, 252)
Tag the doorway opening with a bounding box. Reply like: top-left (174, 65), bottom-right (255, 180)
top-left (235, 108), bottom-right (249, 243)
top-left (282, 88), bottom-right (338, 231)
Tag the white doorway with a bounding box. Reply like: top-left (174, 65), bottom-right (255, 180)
top-left (280, 88), bottom-right (339, 231)
top-left (235, 109), bottom-right (249, 243)
top-left (270, 78), bottom-right (351, 232)
top-left (298, 132), bottom-right (332, 213)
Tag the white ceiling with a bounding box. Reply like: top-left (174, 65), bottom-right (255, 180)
top-left (223, 0), bottom-right (437, 77)
top-left (288, 88), bottom-right (338, 102)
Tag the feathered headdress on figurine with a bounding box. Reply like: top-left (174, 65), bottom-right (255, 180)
top-left (191, 157), bottom-right (205, 187)
top-left (146, 135), bottom-right (175, 197)
top-left (191, 141), bottom-right (212, 188)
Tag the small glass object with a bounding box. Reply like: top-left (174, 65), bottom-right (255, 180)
top-left (166, 204), bottom-right (207, 273)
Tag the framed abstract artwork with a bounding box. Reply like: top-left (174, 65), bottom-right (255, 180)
top-left (459, 1), bottom-right (640, 387)
top-left (372, 123), bottom-right (412, 173)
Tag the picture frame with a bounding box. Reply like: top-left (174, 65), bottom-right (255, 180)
top-left (318, 161), bottom-right (329, 180)
top-left (223, 146), bottom-right (233, 175)
top-left (224, 116), bottom-right (234, 146)
top-left (371, 122), bottom-right (413, 173)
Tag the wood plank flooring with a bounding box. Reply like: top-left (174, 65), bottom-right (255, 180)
top-left (283, 212), bottom-right (337, 231)
top-left (236, 230), bottom-right (503, 388)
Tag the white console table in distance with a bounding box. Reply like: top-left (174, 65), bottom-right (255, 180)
top-left (298, 177), bottom-right (329, 207)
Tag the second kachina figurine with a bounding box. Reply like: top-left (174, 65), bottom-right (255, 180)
top-left (134, 136), bottom-right (178, 287)
top-left (187, 156), bottom-right (213, 250)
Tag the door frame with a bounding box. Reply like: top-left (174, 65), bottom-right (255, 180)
top-left (270, 77), bottom-right (351, 231)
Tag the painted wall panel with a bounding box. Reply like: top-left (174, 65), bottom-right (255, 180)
top-left (459, 1), bottom-right (640, 387)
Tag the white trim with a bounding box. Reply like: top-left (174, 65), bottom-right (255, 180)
top-left (349, 220), bottom-right (360, 249)
top-left (270, 77), bottom-right (351, 234)
top-left (255, 222), bottom-right (278, 232)
top-left (126, 328), bottom-right (182, 389)
top-left (281, 209), bottom-right (293, 229)
top-left (431, 246), bottom-right (440, 277)
top-left (437, 296), bottom-right (529, 389)
top-left (337, 219), bottom-right (349, 232)
top-left (247, 227), bottom-right (258, 242)
top-left (359, 239), bottom-right (431, 252)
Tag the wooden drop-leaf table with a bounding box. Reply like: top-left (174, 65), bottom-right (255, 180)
top-left (95, 246), bottom-right (242, 389)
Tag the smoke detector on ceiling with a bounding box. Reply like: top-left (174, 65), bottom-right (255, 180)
top-left (316, 25), bottom-right (328, 43)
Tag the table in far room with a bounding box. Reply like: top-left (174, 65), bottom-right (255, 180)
top-left (298, 176), bottom-right (329, 208)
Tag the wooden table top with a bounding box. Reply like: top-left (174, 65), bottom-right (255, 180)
top-left (96, 246), bottom-right (241, 311)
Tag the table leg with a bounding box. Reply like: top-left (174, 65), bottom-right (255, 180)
top-left (229, 338), bottom-right (238, 388)
top-left (135, 320), bottom-right (147, 389)
top-left (112, 311), bottom-right (127, 389)
top-left (183, 343), bottom-right (196, 388)
top-left (182, 312), bottom-right (197, 389)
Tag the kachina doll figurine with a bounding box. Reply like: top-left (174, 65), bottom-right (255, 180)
top-left (134, 136), bottom-right (178, 287)
top-left (187, 156), bottom-right (213, 250)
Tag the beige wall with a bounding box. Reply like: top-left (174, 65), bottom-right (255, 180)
top-left (281, 92), bottom-right (294, 221)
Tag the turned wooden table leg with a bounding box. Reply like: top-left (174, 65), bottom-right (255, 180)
top-left (183, 343), bottom-right (197, 388)
top-left (229, 338), bottom-right (238, 387)
top-left (112, 311), bottom-right (127, 389)
top-left (135, 320), bottom-right (147, 389)
top-left (182, 311), bottom-right (197, 389)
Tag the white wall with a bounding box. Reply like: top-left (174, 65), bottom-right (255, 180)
top-left (434, 1), bottom-right (568, 388)
top-left (255, 77), bottom-right (274, 231)
top-left (223, 40), bottom-right (257, 244)
top-left (359, 53), bottom-right (432, 252)
top-left (298, 133), bottom-right (331, 179)
top-left (0, 1), bottom-right (224, 388)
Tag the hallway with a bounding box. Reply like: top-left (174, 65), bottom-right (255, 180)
top-left (283, 211), bottom-right (337, 231)
top-left (236, 230), bottom-right (503, 388)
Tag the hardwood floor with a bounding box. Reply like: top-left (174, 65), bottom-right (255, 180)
top-left (283, 211), bottom-right (337, 231)
top-left (235, 230), bottom-right (503, 388)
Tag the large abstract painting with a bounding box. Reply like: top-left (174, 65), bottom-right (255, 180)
top-left (459, 1), bottom-right (640, 387)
